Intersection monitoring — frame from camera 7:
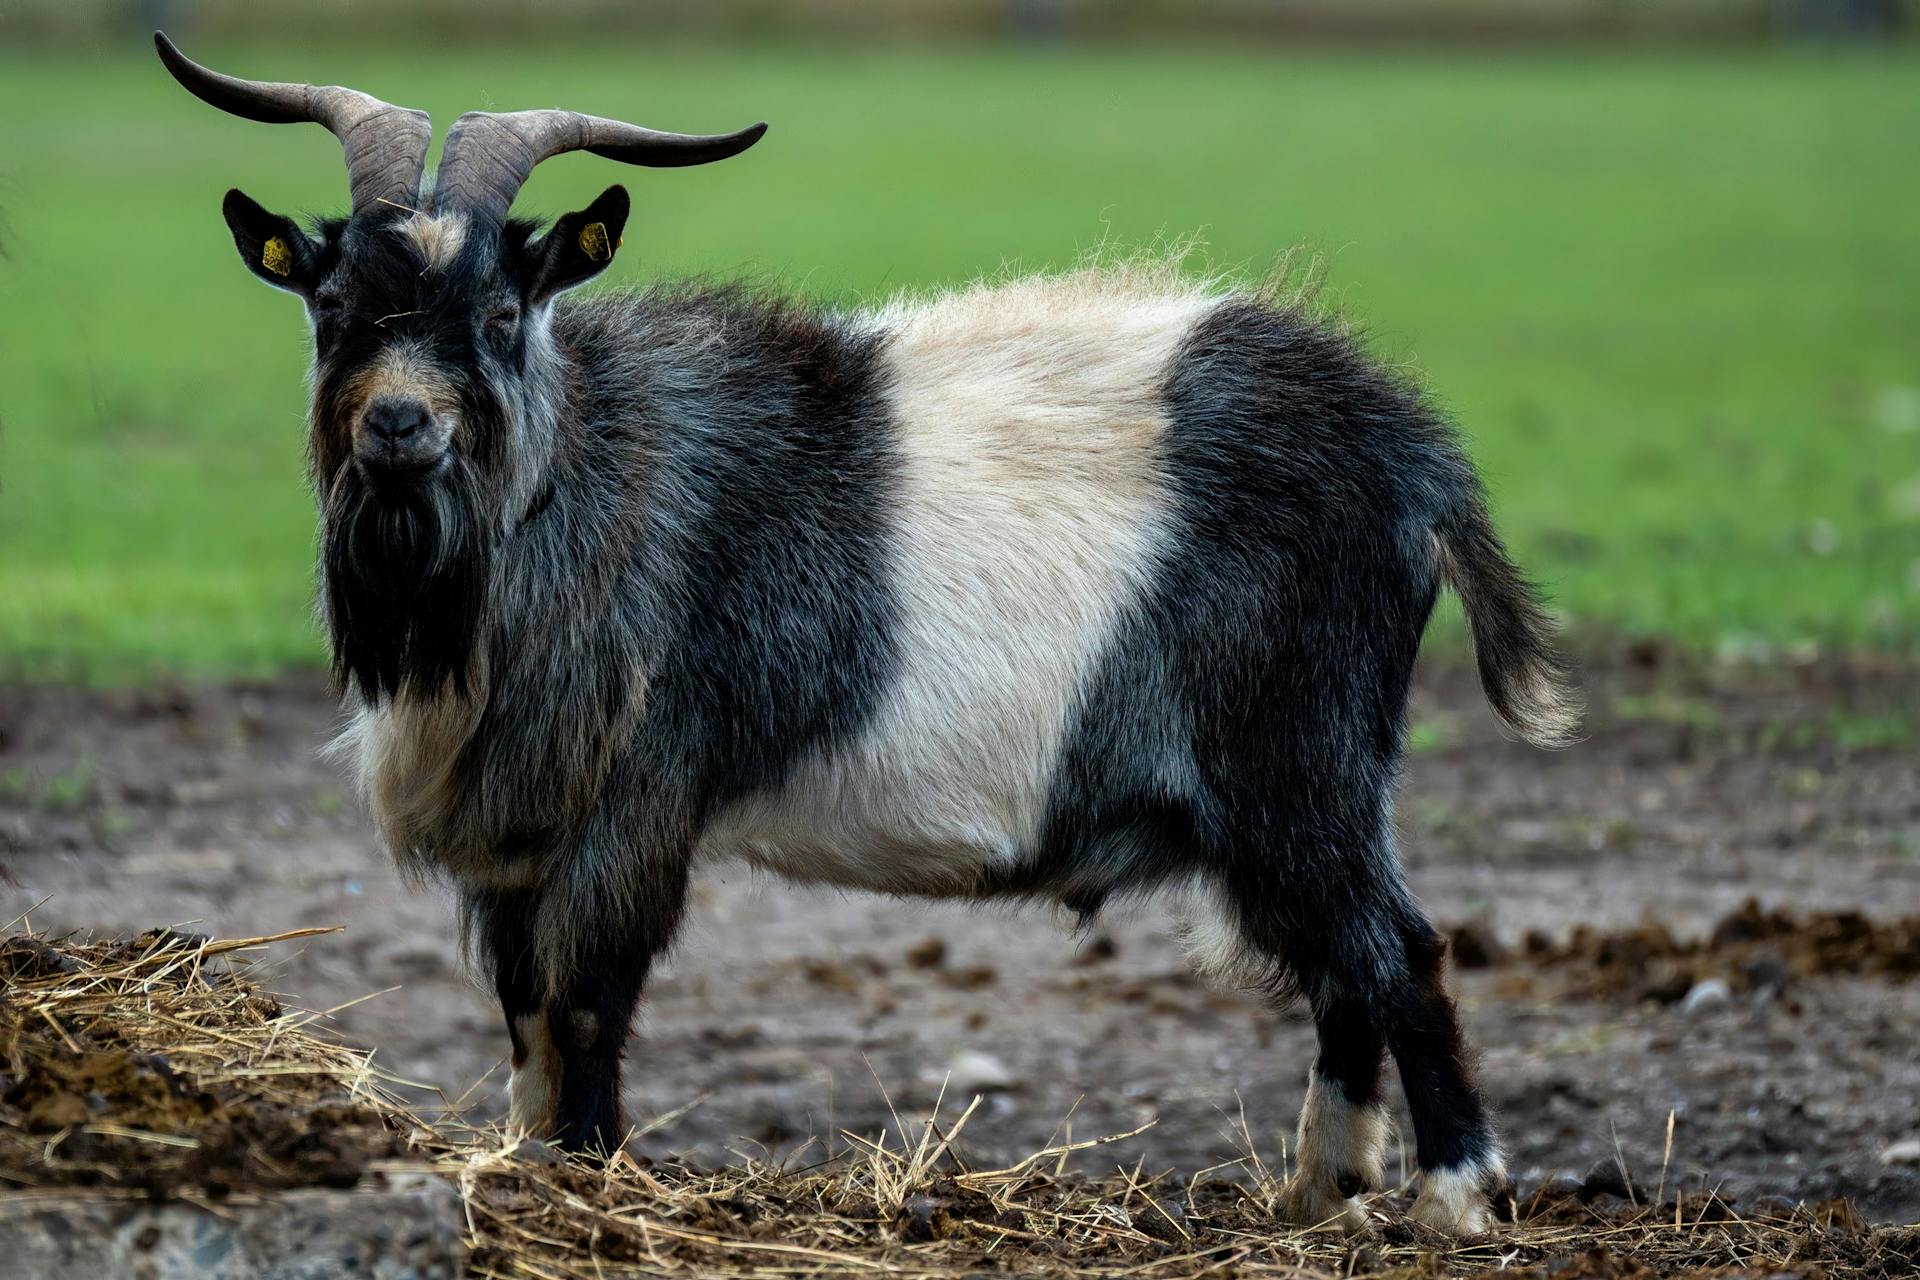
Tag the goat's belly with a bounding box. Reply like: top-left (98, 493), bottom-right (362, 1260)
top-left (693, 764), bottom-right (1028, 896)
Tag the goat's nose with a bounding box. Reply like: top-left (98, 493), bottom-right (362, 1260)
top-left (362, 397), bottom-right (432, 444)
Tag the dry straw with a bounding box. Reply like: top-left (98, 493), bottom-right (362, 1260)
top-left (3, 926), bottom-right (1916, 1278)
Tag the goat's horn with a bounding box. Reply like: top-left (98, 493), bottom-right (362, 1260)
top-left (154, 32), bottom-right (431, 214)
top-left (435, 109), bottom-right (767, 224)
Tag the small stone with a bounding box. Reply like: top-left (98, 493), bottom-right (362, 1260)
top-left (1880, 1138), bottom-right (1920, 1166)
top-left (1680, 977), bottom-right (1732, 1015)
top-left (945, 1049), bottom-right (1016, 1096)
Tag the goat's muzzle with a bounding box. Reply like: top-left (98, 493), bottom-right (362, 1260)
top-left (356, 395), bottom-right (452, 483)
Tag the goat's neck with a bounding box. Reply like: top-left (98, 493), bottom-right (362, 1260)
top-left (501, 314), bottom-right (574, 532)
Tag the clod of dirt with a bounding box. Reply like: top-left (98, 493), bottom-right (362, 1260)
top-left (1447, 921), bottom-right (1505, 969)
top-left (1073, 934), bottom-right (1120, 966)
top-left (896, 1193), bottom-right (957, 1241)
top-left (1490, 898), bottom-right (1920, 1006)
top-left (939, 964), bottom-right (998, 990)
top-left (0, 935), bottom-right (81, 979)
top-left (905, 936), bottom-right (948, 969)
top-left (1578, 1159), bottom-right (1634, 1203)
top-left (800, 957), bottom-right (864, 992)
top-left (1135, 1194), bottom-right (1192, 1244)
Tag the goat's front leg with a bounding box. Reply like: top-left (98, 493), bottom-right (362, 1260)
top-left (469, 859), bottom-right (689, 1156)
top-left (466, 887), bottom-right (557, 1135)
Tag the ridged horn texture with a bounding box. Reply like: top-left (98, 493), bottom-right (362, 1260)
top-left (154, 31), bottom-right (431, 214)
top-left (434, 110), bottom-right (768, 224)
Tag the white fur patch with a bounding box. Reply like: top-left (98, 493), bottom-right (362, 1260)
top-left (1277, 1071), bottom-right (1389, 1233)
top-left (397, 211), bottom-right (468, 272)
top-left (694, 271), bottom-right (1220, 895)
top-left (1410, 1153), bottom-right (1506, 1236)
top-left (331, 691), bottom-right (507, 884)
top-left (508, 1012), bottom-right (561, 1136)
top-left (1173, 878), bottom-right (1258, 984)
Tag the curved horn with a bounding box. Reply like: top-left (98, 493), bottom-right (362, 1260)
top-left (435, 109), bottom-right (767, 224)
top-left (154, 31), bottom-right (431, 214)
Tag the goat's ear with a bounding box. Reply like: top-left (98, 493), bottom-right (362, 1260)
top-left (222, 189), bottom-right (320, 297)
top-left (526, 185), bottom-right (630, 306)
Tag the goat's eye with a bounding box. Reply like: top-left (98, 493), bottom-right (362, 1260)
top-left (311, 293), bottom-right (344, 316)
top-left (485, 306), bottom-right (520, 332)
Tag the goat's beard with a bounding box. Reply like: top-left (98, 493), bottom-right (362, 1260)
top-left (321, 456), bottom-right (493, 704)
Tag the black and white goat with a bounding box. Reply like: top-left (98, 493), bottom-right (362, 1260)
top-left (159, 33), bottom-right (1578, 1236)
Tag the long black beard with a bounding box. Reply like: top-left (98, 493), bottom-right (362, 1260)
top-left (322, 457), bottom-right (493, 703)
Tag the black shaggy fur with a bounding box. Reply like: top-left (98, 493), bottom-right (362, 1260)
top-left (323, 455), bottom-right (494, 700)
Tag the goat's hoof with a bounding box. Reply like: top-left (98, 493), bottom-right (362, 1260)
top-left (1277, 1173), bottom-right (1372, 1234)
top-left (1408, 1160), bottom-right (1504, 1237)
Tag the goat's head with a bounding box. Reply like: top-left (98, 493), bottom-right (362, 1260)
top-left (157, 32), bottom-right (764, 700)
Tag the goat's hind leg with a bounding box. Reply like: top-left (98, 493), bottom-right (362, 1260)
top-left (1205, 810), bottom-right (1505, 1236)
top-left (1179, 879), bottom-right (1389, 1234)
top-left (1279, 900), bottom-right (1509, 1235)
top-left (1278, 995), bottom-right (1389, 1233)
top-left (1276, 878), bottom-right (1508, 1234)
top-left (1380, 920), bottom-right (1508, 1235)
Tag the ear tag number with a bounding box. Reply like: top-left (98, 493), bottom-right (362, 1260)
top-left (261, 236), bottom-right (293, 277)
top-left (579, 222), bottom-right (612, 263)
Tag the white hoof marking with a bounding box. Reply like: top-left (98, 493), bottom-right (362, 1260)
top-left (1410, 1154), bottom-right (1506, 1236)
top-left (1277, 1071), bottom-right (1388, 1234)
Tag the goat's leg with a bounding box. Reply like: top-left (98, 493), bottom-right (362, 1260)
top-left (1202, 764), bottom-right (1503, 1237)
top-left (541, 859), bottom-right (691, 1156)
top-left (467, 887), bottom-right (561, 1136)
top-left (1377, 919), bottom-right (1507, 1235)
top-left (1277, 996), bottom-right (1389, 1232)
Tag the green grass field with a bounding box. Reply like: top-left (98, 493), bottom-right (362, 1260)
top-left (1, 42), bottom-right (1916, 679)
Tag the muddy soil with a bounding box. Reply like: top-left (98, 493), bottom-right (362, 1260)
top-left (3, 654), bottom-right (1917, 1220)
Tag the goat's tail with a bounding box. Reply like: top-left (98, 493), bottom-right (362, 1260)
top-left (1433, 492), bottom-right (1583, 749)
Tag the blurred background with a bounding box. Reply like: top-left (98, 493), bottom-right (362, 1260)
top-left (0, 0), bottom-right (1915, 678)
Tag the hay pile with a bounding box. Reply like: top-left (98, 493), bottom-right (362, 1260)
top-left (3, 925), bottom-right (1916, 1279)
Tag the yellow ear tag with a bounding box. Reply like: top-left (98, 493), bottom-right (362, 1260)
top-left (578, 222), bottom-right (612, 263)
top-left (261, 235), bottom-right (293, 277)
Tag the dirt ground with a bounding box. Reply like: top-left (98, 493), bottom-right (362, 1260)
top-left (3, 651), bottom-right (1917, 1223)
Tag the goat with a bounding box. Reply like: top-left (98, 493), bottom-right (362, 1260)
top-left (158, 32), bottom-right (1579, 1236)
